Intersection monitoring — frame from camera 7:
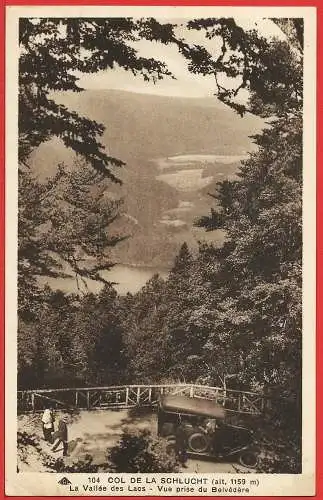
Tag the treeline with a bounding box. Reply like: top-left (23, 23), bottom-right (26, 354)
top-left (18, 285), bottom-right (126, 389)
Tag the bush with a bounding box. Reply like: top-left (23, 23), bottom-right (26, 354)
top-left (255, 438), bottom-right (301, 473)
top-left (108, 428), bottom-right (180, 473)
top-left (44, 454), bottom-right (101, 473)
top-left (252, 416), bottom-right (301, 473)
top-left (17, 431), bottom-right (43, 470)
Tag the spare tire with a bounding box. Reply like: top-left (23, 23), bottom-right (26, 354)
top-left (238, 450), bottom-right (258, 469)
top-left (165, 436), bottom-right (176, 455)
top-left (160, 423), bottom-right (175, 437)
top-left (187, 432), bottom-right (209, 453)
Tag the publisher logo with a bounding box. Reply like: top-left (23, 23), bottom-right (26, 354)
top-left (58, 477), bottom-right (72, 486)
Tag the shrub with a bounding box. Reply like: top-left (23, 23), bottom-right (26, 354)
top-left (17, 431), bottom-right (43, 470)
top-left (44, 454), bottom-right (101, 473)
top-left (108, 428), bottom-right (180, 473)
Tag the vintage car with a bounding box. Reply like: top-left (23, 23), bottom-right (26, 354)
top-left (157, 394), bottom-right (258, 468)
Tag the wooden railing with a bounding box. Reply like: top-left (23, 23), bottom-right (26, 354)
top-left (17, 384), bottom-right (272, 415)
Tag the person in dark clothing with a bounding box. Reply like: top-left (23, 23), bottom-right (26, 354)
top-left (51, 415), bottom-right (69, 456)
top-left (175, 424), bottom-right (188, 465)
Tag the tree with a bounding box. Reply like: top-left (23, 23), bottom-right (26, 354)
top-left (170, 242), bottom-right (193, 276)
top-left (121, 274), bottom-right (169, 382)
top-left (197, 89), bottom-right (302, 398)
top-left (122, 246), bottom-right (217, 384)
top-left (181, 17), bottom-right (302, 117)
top-left (18, 162), bottom-right (123, 318)
top-left (18, 285), bottom-right (127, 389)
top-left (19, 18), bottom-right (177, 177)
top-left (18, 16), bottom-right (182, 303)
top-left (71, 285), bottom-right (127, 386)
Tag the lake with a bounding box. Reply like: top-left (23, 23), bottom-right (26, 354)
top-left (42, 264), bottom-right (169, 296)
top-left (154, 153), bottom-right (248, 170)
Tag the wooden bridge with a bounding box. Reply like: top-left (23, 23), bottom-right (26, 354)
top-left (18, 383), bottom-right (271, 416)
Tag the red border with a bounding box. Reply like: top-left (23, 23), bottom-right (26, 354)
top-left (0, 0), bottom-right (4, 498)
top-left (317, 4), bottom-right (322, 500)
top-left (0, 1), bottom-right (320, 499)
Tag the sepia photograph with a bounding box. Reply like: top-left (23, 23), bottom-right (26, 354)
top-left (5, 4), bottom-right (316, 496)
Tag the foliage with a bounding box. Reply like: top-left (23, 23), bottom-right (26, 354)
top-left (108, 428), bottom-right (180, 473)
top-left (18, 285), bottom-right (127, 389)
top-left (121, 244), bottom-right (217, 383)
top-left (18, 17), bottom-right (182, 303)
top-left (19, 18), bottom-right (177, 177)
top-left (44, 454), bottom-right (101, 473)
top-left (19, 162), bottom-right (123, 317)
top-left (257, 443), bottom-right (301, 474)
top-left (254, 411), bottom-right (301, 473)
top-left (181, 18), bottom-right (302, 117)
top-left (196, 116), bottom-right (302, 397)
top-left (120, 274), bottom-right (169, 381)
top-left (119, 20), bottom-right (303, 472)
top-left (17, 431), bottom-right (43, 469)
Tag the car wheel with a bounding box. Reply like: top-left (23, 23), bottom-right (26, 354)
top-left (238, 450), bottom-right (258, 468)
top-left (187, 432), bottom-right (209, 453)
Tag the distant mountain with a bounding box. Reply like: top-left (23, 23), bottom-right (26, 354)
top-left (30, 89), bottom-right (263, 268)
top-left (53, 89), bottom-right (262, 162)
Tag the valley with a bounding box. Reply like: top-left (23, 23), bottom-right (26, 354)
top-left (29, 89), bottom-right (263, 293)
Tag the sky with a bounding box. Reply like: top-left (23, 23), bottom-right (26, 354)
top-left (78, 17), bottom-right (285, 98)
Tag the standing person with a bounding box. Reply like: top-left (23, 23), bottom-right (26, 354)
top-left (51, 415), bottom-right (69, 456)
top-left (41, 408), bottom-right (54, 443)
top-left (205, 418), bottom-right (220, 454)
top-left (175, 423), bottom-right (188, 466)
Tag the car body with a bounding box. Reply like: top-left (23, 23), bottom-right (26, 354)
top-left (157, 394), bottom-right (258, 468)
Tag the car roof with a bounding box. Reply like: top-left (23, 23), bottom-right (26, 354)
top-left (159, 395), bottom-right (226, 419)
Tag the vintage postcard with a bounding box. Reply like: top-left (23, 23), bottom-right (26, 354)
top-left (5, 4), bottom-right (316, 496)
